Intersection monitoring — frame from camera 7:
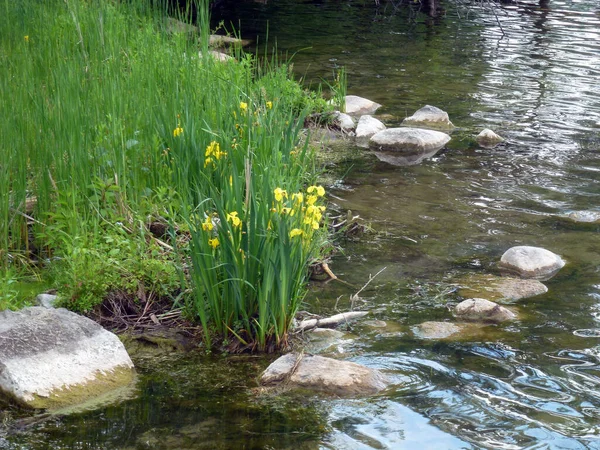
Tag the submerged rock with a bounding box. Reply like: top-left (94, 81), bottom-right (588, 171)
top-left (499, 246), bottom-right (565, 280)
top-left (333, 111), bottom-right (356, 132)
top-left (0, 307), bottom-right (135, 409)
top-left (260, 353), bottom-right (388, 396)
top-left (344, 95), bottom-right (382, 116)
top-left (476, 129), bottom-right (504, 147)
top-left (412, 321), bottom-right (485, 340)
top-left (565, 211), bottom-right (600, 224)
top-left (401, 105), bottom-right (454, 130)
top-left (356, 115), bottom-right (386, 147)
top-left (457, 274), bottom-right (548, 303)
top-left (304, 328), bottom-right (347, 354)
top-left (454, 298), bottom-right (516, 323)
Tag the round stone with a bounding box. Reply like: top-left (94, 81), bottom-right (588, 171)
top-left (499, 246), bottom-right (565, 280)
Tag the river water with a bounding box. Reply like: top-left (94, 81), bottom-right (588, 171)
top-left (4, 1), bottom-right (600, 449)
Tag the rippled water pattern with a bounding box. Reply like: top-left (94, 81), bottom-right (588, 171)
top-left (233, 0), bottom-right (600, 448)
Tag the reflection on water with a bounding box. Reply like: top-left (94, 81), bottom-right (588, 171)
top-left (5, 1), bottom-right (600, 449)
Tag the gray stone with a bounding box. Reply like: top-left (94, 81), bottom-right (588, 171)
top-left (304, 328), bottom-right (348, 354)
top-left (0, 307), bottom-right (135, 409)
top-left (499, 246), bottom-right (565, 280)
top-left (36, 293), bottom-right (58, 309)
top-left (566, 211), bottom-right (600, 224)
top-left (344, 95), bottom-right (382, 116)
top-left (198, 50), bottom-right (233, 62)
top-left (454, 298), bottom-right (516, 323)
top-left (412, 321), bottom-right (485, 340)
top-left (356, 115), bottom-right (386, 147)
top-left (476, 128), bottom-right (504, 147)
top-left (370, 128), bottom-right (451, 153)
top-left (401, 105), bottom-right (454, 130)
top-left (457, 274), bottom-right (548, 303)
top-left (260, 353), bottom-right (388, 397)
top-left (333, 111), bottom-right (356, 132)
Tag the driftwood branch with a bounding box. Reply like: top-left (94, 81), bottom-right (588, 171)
top-left (295, 311), bottom-right (369, 332)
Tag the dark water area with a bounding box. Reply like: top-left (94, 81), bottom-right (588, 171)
top-left (4, 1), bottom-right (600, 449)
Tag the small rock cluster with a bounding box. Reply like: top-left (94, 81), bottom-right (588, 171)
top-left (333, 95), bottom-right (504, 167)
top-left (413, 245), bottom-right (565, 340)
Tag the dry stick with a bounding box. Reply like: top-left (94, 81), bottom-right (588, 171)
top-left (349, 266), bottom-right (387, 310)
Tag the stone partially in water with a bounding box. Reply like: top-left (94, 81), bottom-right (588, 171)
top-left (304, 328), bottom-right (347, 354)
top-left (476, 129), bottom-right (504, 147)
top-left (565, 211), bottom-right (600, 224)
top-left (401, 105), bottom-right (455, 130)
top-left (457, 274), bottom-right (548, 303)
top-left (344, 95), bottom-right (382, 116)
top-left (372, 147), bottom-right (443, 167)
top-left (454, 298), bottom-right (516, 323)
top-left (499, 246), bottom-right (565, 280)
top-left (333, 111), bottom-right (356, 132)
top-left (0, 307), bottom-right (135, 409)
top-left (412, 321), bottom-right (485, 340)
top-left (370, 128), bottom-right (451, 154)
top-left (260, 353), bottom-right (388, 397)
top-left (356, 115), bottom-right (386, 147)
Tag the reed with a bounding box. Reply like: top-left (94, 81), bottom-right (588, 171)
top-left (0, 0), bottom-right (335, 349)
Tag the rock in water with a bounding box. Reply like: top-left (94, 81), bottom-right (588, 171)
top-left (370, 128), bottom-right (451, 153)
top-left (356, 115), bottom-right (386, 147)
top-left (333, 111), bottom-right (356, 132)
top-left (476, 129), bottom-right (504, 147)
top-left (260, 353), bottom-right (388, 396)
top-left (401, 105), bottom-right (454, 130)
top-left (369, 127), bottom-right (450, 166)
top-left (344, 95), bottom-right (382, 116)
top-left (0, 307), bottom-right (135, 409)
top-left (499, 246), bottom-right (565, 280)
top-left (454, 298), bottom-right (516, 323)
top-left (411, 321), bottom-right (485, 340)
top-left (566, 211), bottom-right (600, 224)
top-left (457, 274), bottom-right (548, 303)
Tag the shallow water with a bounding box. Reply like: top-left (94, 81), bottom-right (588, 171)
top-left (4, 1), bottom-right (600, 448)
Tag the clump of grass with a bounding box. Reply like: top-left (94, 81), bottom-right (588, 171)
top-left (0, 0), bottom-right (340, 351)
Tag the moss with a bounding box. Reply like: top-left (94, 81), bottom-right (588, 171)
top-left (24, 366), bottom-right (136, 411)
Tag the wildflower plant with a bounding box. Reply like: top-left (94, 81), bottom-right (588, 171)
top-left (0, 0), bottom-right (338, 348)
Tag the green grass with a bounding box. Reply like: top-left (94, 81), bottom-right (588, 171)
top-left (0, 0), bottom-right (338, 350)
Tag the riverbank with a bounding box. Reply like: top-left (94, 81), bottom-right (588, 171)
top-left (0, 0), bottom-right (341, 351)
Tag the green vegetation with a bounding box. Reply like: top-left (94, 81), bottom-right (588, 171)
top-left (0, 0), bottom-right (340, 351)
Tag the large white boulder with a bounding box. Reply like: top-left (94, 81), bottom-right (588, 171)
top-left (356, 115), bottom-right (386, 147)
top-left (344, 95), bottom-right (382, 116)
top-left (454, 298), bottom-right (516, 323)
top-left (401, 105), bottom-right (454, 130)
top-left (370, 128), bottom-right (451, 153)
top-left (0, 307), bottom-right (135, 409)
top-left (260, 353), bottom-right (388, 396)
top-left (499, 246), bottom-right (565, 280)
top-left (369, 127), bottom-right (450, 166)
